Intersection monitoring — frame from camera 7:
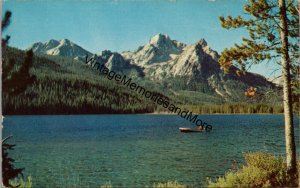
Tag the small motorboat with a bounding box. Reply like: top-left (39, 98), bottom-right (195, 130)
top-left (179, 127), bottom-right (205, 133)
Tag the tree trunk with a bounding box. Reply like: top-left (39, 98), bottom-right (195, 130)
top-left (278, 0), bottom-right (297, 185)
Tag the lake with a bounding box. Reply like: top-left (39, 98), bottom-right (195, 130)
top-left (3, 115), bottom-right (299, 187)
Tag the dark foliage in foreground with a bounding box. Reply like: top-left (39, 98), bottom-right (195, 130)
top-left (208, 152), bottom-right (299, 187)
top-left (2, 136), bottom-right (24, 188)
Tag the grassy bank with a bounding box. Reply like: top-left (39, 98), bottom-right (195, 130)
top-left (207, 152), bottom-right (300, 187)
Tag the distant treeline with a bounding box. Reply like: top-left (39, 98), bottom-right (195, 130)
top-left (175, 104), bottom-right (285, 114)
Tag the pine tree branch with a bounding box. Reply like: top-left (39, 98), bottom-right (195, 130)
top-left (1, 11), bottom-right (11, 31)
top-left (2, 135), bottom-right (13, 143)
top-left (270, 16), bottom-right (284, 30)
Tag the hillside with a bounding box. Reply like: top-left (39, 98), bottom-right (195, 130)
top-left (2, 47), bottom-right (159, 114)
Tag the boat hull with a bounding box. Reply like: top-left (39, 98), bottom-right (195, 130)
top-left (179, 127), bottom-right (204, 133)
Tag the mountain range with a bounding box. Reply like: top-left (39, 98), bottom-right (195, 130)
top-left (29, 33), bottom-right (276, 102)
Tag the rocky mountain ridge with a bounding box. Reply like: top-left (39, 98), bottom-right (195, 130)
top-left (30, 39), bottom-right (93, 60)
top-left (29, 33), bottom-right (275, 100)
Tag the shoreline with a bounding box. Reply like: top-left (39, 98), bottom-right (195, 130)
top-left (2, 112), bottom-right (293, 116)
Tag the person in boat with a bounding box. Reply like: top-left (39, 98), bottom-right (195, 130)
top-left (198, 125), bottom-right (204, 130)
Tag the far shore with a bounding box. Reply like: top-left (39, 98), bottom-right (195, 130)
top-left (4, 112), bottom-right (297, 116)
top-left (141, 111), bottom-right (298, 116)
top-left (147, 112), bottom-right (287, 115)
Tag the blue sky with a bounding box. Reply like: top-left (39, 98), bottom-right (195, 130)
top-left (2, 0), bottom-right (280, 77)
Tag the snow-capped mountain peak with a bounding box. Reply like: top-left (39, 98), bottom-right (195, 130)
top-left (29, 39), bottom-right (92, 59)
top-left (122, 33), bottom-right (185, 66)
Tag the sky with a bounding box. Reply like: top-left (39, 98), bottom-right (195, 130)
top-left (2, 0), bottom-right (281, 78)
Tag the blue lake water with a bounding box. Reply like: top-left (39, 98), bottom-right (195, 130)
top-left (3, 115), bottom-right (299, 187)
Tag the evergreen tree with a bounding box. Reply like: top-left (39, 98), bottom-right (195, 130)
top-left (218, 0), bottom-right (298, 184)
top-left (2, 11), bottom-right (34, 187)
top-left (2, 11), bottom-right (12, 46)
top-left (2, 136), bottom-right (24, 187)
top-left (3, 49), bottom-right (36, 95)
top-left (2, 10), bottom-right (36, 95)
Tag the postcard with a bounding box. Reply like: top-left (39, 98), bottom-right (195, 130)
top-left (1, 0), bottom-right (299, 187)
